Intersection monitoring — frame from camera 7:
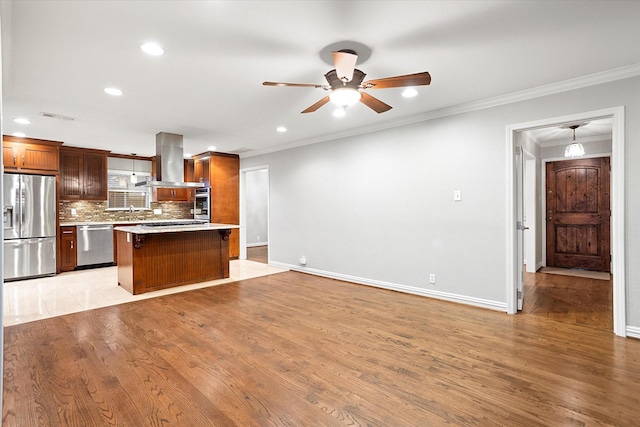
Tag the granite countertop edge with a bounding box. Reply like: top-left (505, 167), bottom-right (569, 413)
top-left (114, 223), bottom-right (240, 234)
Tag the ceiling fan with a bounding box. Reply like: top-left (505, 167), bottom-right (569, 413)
top-left (263, 49), bottom-right (431, 114)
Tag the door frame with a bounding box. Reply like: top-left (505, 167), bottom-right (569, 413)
top-left (524, 156), bottom-right (537, 273)
top-left (239, 164), bottom-right (270, 261)
top-left (506, 106), bottom-right (626, 337)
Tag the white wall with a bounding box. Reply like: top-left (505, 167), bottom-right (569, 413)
top-left (245, 169), bottom-right (268, 246)
top-left (241, 76), bottom-right (640, 326)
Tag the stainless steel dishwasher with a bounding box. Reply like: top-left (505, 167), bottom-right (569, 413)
top-left (76, 224), bottom-right (114, 267)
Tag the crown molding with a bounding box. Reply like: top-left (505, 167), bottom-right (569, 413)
top-left (243, 63), bottom-right (640, 159)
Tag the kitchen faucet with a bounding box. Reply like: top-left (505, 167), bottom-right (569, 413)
top-left (129, 205), bottom-right (135, 213)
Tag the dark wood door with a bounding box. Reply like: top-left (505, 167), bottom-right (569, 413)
top-left (59, 227), bottom-right (77, 272)
top-left (546, 157), bottom-right (610, 271)
top-left (82, 152), bottom-right (107, 200)
top-left (59, 149), bottom-right (83, 199)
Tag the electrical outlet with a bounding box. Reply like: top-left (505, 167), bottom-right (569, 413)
top-left (71, 208), bottom-right (77, 216)
top-left (153, 208), bottom-right (162, 215)
top-left (429, 274), bottom-right (436, 284)
top-left (257, 235), bottom-right (260, 241)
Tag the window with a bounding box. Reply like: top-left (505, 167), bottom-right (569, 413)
top-left (107, 170), bottom-right (151, 210)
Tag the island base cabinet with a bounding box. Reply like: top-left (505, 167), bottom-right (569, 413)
top-left (116, 230), bottom-right (229, 295)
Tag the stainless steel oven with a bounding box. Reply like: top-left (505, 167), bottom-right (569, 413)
top-left (194, 187), bottom-right (210, 220)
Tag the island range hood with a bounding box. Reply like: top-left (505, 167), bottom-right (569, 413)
top-left (135, 132), bottom-right (204, 188)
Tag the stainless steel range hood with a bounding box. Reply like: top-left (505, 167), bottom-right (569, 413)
top-left (135, 132), bottom-right (204, 188)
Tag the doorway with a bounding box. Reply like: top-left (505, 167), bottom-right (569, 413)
top-left (522, 270), bottom-right (613, 331)
top-left (240, 166), bottom-right (270, 264)
top-left (506, 106), bottom-right (626, 337)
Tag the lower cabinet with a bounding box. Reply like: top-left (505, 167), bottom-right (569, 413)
top-left (60, 226), bottom-right (77, 272)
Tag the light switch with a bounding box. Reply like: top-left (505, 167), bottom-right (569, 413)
top-left (454, 190), bottom-right (462, 201)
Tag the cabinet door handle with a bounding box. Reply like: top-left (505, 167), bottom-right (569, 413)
top-left (12, 153), bottom-right (16, 165)
top-left (22, 155), bottom-right (25, 165)
top-left (71, 241), bottom-right (74, 249)
top-left (62, 230), bottom-right (74, 234)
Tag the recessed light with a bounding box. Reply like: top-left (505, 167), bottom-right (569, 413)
top-left (333, 108), bottom-right (346, 118)
top-left (207, 146), bottom-right (216, 151)
top-left (13, 118), bottom-right (31, 124)
top-left (141, 42), bottom-right (164, 56)
top-left (104, 87), bottom-right (124, 96)
top-left (11, 132), bottom-right (26, 138)
top-left (402, 88), bottom-right (418, 98)
top-left (276, 126), bottom-right (287, 133)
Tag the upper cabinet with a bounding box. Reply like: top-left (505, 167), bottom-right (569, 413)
top-left (193, 157), bottom-right (210, 186)
top-left (59, 147), bottom-right (109, 200)
top-left (2, 136), bottom-right (61, 173)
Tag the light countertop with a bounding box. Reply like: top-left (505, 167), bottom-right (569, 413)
top-left (60, 219), bottom-right (203, 227)
top-left (114, 223), bottom-right (239, 234)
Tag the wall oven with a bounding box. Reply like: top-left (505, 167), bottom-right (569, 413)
top-left (194, 187), bottom-right (210, 220)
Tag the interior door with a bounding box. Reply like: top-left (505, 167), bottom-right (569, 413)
top-left (515, 147), bottom-right (525, 310)
top-left (546, 157), bottom-right (610, 271)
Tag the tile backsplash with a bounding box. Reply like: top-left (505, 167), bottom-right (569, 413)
top-left (59, 200), bottom-right (193, 223)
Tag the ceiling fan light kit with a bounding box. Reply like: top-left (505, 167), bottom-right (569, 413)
top-left (329, 87), bottom-right (361, 107)
top-left (263, 47), bottom-right (431, 114)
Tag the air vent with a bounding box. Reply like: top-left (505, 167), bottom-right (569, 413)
top-left (40, 112), bottom-right (76, 121)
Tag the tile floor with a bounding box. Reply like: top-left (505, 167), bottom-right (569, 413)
top-left (3, 260), bottom-right (287, 326)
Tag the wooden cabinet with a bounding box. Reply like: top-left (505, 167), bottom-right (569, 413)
top-left (116, 228), bottom-right (230, 295)
top-left (154, 159), bottom-right (194, 202)
top-left (60, 226), bottom-right (77, 272)
top-left (184, 159), bottom-right (195, 202)
top-left (194, 157), bottom-right (210, 186)
top-left (3, 136), bottom-right (61, 172)
top-left (194, 152), bottom-right (240, 258)
top-left (59, 147), bottom-right (109, 200)
top-left (156, 187), bottom-right (189, 201)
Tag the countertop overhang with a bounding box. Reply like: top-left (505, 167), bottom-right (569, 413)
top-left (114, 223), bottom-right (239, 234)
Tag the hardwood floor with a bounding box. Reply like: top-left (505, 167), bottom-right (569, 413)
top-left (247, 245), bottom-right (268, 264)
top-left (523, 270), bottom-right (613, 330)
top-left (4, 271), bottom-right (639, 426)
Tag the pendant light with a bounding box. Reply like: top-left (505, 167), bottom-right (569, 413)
top-left (564, 125), bottom-right (585, 158)
top-left (130, 155), bottom-right (137, 184)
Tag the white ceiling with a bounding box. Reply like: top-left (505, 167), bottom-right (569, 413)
top-left (1, 1), bottom-right (639, 158)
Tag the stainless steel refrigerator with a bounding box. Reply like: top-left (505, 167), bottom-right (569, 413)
top-left (3, 173), bottom-right (57, 280)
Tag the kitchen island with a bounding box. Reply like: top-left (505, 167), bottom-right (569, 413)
top-left (114, 222), bottom-right (239, 295)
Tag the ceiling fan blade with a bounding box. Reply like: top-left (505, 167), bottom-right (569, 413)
top-left (332, 50), bottom-right (358, 82)
top-left (263, 81), bottom-right (325, 88)
top-left (360, 92), bottom-right (392, 113)
top-left (363, 72), bottom-right (431, 89)
top-left (301, 96), bottom-right (330, 113)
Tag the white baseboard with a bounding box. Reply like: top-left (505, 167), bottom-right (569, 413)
top-left (247, 242), bottom-right (268, 248)
top-left (270, 262), bottom-right (507, 312)
top-left (626, 326), bottom-right (640, 339)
